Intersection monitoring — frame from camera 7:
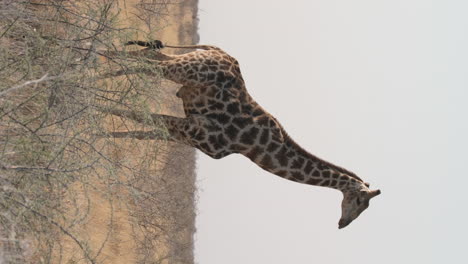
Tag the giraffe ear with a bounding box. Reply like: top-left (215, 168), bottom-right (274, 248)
top-left (364, 182), bottom-right (370, 187)
top-left (368, 189), bottom-right (381, 199)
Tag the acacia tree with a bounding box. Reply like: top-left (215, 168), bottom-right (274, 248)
top-left (0, 1), bottom-right (196, 263)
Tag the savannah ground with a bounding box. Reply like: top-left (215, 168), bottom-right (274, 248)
top-left (0, 1), bottom-right (199, 263)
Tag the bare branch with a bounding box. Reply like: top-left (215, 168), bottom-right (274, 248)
top-left (0, 0), bottom-right (197, 262)
top-left (5, 195), bottom-right (97, 264)
top-left (0, 73), bottom-right (54, 97)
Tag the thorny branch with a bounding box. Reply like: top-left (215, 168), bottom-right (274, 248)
top-left (5, 195), bottom-right (97, 264)
top-left (0, 73), bottom-right (54, 97)
top-left (0, 0), bottom-right (196, 263)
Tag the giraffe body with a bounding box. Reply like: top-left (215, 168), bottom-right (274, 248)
top-left (104, 41), bottom-right (381, 228)
top-left (158, 48), bottom-right (285, 161)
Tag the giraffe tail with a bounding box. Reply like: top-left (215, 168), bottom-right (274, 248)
top-left (125, 40), bottom-right (165, 49)
top-left (125, 40), bottom-right (220, 51)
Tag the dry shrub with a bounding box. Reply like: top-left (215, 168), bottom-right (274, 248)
top-left (0, 1), bottom-right (196, 263)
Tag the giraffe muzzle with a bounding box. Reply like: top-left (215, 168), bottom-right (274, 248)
top-left (338, 218), bottom-right (351, 229)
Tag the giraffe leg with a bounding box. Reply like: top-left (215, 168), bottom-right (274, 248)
top-left (99, 108), bottom-right (153, 124)
top-left (100, 41), bottom-right (220, 87)
top-left (97, 67), bottom-right (153, 80)
top-left (98, 55), bottom-right (203, 88)
top-left (103, 47), bottom-right (175, 61)
top-left (97, 50), bottom-right (168, 80)
top-left (99, 130), bottom-right (167, 141)
top-left (102, 108), bottom-right (232, 159)
top-left (100, 108), bottom-right (199, 144)
top-left (98, 48), bottom-right (176, 80)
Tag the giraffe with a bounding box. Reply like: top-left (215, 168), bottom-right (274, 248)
top-left (101, 40), bottom-right (381, 229)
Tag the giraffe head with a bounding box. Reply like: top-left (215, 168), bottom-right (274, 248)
top-left (338, 183), bottom-right (381, 229)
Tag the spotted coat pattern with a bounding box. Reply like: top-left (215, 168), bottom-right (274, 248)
top-left (106, 41), bottom-right (381, 228)
top-left (151, 46), bottom-right (365, 190)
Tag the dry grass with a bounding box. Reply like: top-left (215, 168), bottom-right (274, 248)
top-left (0, 1), bottom-right (198, 263)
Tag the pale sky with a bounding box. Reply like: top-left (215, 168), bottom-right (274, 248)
top-left (194, 1), bottom-right (468, 263)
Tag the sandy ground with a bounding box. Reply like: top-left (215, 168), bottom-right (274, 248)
top-left (54, 1), bottom-right (199, 263)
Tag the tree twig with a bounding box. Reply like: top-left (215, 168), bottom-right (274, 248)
top-left (0, 73), bottom-right (55, 97)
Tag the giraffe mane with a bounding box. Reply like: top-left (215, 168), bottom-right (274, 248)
top-left (276, 123), bottom-right (364, 183)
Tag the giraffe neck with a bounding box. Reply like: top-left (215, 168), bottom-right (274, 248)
top-left (245, 129), bottom-right (365, 192)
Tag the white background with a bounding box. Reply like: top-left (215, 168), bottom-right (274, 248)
top-left (195, 1), bottom-right (468, 263)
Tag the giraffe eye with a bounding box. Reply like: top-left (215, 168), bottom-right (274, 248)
top-left (356, 198), bottom-right (361, 206)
